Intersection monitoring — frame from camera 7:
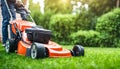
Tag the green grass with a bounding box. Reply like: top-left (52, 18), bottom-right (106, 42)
top-left (0, 44), bottom-right (120, 69)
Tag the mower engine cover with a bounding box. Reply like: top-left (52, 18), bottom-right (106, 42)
top-left (25, 26), bottom-right (52, 44)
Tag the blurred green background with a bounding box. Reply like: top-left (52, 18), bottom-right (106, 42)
top-left (29, 0), bottom-right (120, 47)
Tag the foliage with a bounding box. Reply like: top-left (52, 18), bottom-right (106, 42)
top-left (28, 0), bottom-right (120, 47)
top-left (96, 8), bottom-right (120, 47)
top-left (29, 0), bottom-right (53, 29)
top-left (29, 0), bottom-right (41, 25)
top-left (37, 11), bottom-right (54, 29)
top-left (79, 0), bottom-right (116, 16)
top-left (75, 11), bottom-right (97, 30)
top-left (87, 0), bottom-right (116, 16)
top-left (30, 11), bottom-right (41, 24)
top-left (31, 11), bottom-right (54, 29)
top-left (70, 30), bottom-right (100, 47)
top-left (29, 0), bottom-right (40, 13)
top-left (45, 0), bottom-right (72, 14)
top-left (44, 0), bottom-right (116, 31)
top-left (49, 14), bottom-right (76, 44)
top-left (1, 44), bottom-right (120, 69)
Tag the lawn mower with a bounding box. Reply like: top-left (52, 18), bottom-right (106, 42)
top-left (4, 0), bottom-right (84, 59)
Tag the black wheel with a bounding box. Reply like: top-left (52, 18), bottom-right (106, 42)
top-left (45, 48), bottom-right (49, 57)
top-left (5, 39), bottom-right (16, 53)
top-left (31, 43), bottom-right (46, 59)
top-left (72, 45), bottom-right (84, 56)
top-left (70, 50), bottom-right (75, 56)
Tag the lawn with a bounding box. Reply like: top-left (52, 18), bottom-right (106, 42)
top-left (0, 44), bottom-right (120, 69)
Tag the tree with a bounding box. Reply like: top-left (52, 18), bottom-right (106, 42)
top-left (116, 0), bottom-right (120, 7)
top-left (45, 0), bottom-right (72, 14)
top-left (83, 0), bottom-right (116, 16)
top-left (72, 0), bottom-right (116, 16)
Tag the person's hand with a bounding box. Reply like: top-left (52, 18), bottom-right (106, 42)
top-left (24, 5), bottom-right (30, 13)
top-left (15, 0), bottom-right (23, 7)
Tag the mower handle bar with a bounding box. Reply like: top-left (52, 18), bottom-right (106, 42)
top-left (13, 23), bottom-right (22, 39)
top-left (4, 0), bottom-right (36, 24)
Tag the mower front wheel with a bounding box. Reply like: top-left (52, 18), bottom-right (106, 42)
top-left (72, 45), bottom-right (84, 56)
top-left (31, 43), bottom-right (46, 59)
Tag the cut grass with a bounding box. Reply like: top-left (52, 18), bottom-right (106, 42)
top-left (0, 44), bottom-right (120, 69)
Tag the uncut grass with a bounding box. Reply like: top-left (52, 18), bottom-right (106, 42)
top-left (0, 44), bottom-right (120, 69)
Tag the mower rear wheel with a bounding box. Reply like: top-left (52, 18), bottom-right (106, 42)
top-left (5, 39), bottom-right (16, 53)
top-left (31, 43), bottom-right (46, 59)
top-left (70, 50), bottom-right (75, 56)
top-left (72, 45), bottom-right (84, 56)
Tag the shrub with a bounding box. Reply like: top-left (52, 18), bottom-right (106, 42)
top-left (38, 11), bottom-right (54, 29)
top-left (75, 11), bottom-right (97, 30)
top-left (96, 8), bottom-right (120, 47)
top-left (70, 30), bottom-right (100, 47)
top-left (31, 11), bottom-right (54, 29)
top-left (31, 11), bottom-right (41, 24)
top-left (49, 14), bottom-right (76, 44)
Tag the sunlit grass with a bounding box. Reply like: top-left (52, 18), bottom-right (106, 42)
top-left (0, 44), bottom-right (120, 69)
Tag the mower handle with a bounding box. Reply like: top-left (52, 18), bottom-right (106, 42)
top-left (13, 23), bottom-right (22, 39)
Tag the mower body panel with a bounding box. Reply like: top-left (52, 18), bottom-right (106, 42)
top-left (45, 41), bottom-right (72, 57)
top-left (11, 20), bottom-right (36, 34)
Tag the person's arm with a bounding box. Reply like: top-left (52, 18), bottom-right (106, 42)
top-left (0, 0), bottom-right (1, 6)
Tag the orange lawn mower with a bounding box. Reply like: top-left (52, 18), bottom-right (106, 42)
top-left (4, 0), bottom-right (84, 59)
